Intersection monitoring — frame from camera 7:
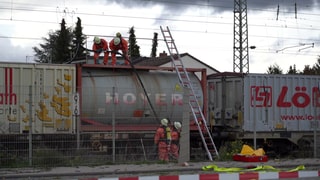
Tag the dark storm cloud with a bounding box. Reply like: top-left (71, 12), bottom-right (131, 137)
top-left (104, 0), bottom-right (217, 13)
top-left (249, 0), bottom-right (318, 11)
top-left (104, 0), bottom-right (318, 13)
top-left (101, 0), bottom-right (319, 27)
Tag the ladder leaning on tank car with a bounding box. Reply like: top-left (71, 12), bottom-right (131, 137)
top-left (160, 26), bottom-right (220, 161)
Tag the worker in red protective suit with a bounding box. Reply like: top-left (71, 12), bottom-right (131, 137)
top-left (170, 121), bottom-right (182, 160)
top-left (109, 32), bottom-right (129, 65)
top-left (154, 118), bottom-right (171, 162)
top-left (92, 36), bottom-right (109, 65)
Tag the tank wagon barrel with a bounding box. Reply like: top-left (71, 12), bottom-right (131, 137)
top-left (76, 64), bottom-right (207, 133)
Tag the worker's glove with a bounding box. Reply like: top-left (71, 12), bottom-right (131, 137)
top-left (96, 49), bottom-right (103, 53)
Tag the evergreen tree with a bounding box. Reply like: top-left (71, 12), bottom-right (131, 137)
top-left (33, 31), bottom-right (59, 63)
top-left (301, 65), bottom-right (316, 75)
top-left (72, 17), bottom-right (87, 60)
top-left (287, 65), bottom-right (298, 74)
top-left (33, 18), bottom-right (73, 64)
top-left (311, 56), bottom-right (320, 75)
top-left (267, 63), bottom-right (283, 74)
top-left (128, 26), bottom-right (140, 59)
top-left (150, 32), bottom-right (158, 57)
top-left (54, 19), bottom-right (73, 64)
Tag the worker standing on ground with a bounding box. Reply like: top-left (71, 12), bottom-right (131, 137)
top-left (154, 118), bottom-right (171, 162)
top-left (109, 32), bottom-right (129, 65)
top-left (170, 121), bottom-right (182, 160)
top-left (92, 36), bottom-right (109, 65)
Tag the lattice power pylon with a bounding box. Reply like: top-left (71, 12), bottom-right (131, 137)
top-left (233, 0), bottom-right (249, 73)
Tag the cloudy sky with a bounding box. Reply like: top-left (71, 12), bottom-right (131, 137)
top-left (0, 0), bottom-right (319, 73)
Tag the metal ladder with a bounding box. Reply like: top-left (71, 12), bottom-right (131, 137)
top-left (160, 26), bottom-right (219, 160)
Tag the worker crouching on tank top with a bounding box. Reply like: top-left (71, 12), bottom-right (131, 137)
top-left (154, 118), bottom-right (171, 162)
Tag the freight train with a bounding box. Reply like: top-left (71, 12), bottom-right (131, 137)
top-left (0, 62), bottom-right (319, 159)
top-left (0, 62), bottom-right (208, 159)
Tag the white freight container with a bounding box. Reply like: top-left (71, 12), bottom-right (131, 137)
top-left (208, 73), bottom-right (320, 132)
top-left (0, 62), bottom-right (76, 134)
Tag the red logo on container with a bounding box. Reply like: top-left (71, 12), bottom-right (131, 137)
top-left (251, 86), bottom-right (272, 107)
top-left (252, 85), bottom-right (320, 108)
top-left (0, 68), bottom-right (17, 105)
top-left (277, 86), bottom-right (310, 108)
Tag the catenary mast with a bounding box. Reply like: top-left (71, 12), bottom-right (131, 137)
top-left (233, 0), bottom-right (249, 73)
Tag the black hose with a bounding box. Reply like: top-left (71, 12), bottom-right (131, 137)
top-left (74, 45), bottom-right (160, 123)
top-left (65, 43), bottom-right (81, 64)
top-left (125, 56), bottom-right (160, 123)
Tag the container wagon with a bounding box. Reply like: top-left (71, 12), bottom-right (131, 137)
top-left (0, 62), bottom-right (76, 149)
top-left (208, 72), bottom-right (320, 156)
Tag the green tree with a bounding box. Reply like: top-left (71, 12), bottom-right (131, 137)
top-left (33, 31), bottom-right (59, 63)
top-left (301, 65), bottom-right (316, 75)
top-left (71, 17), bottom-right (87, 60)
top-left (287, 65), bottom-right (298, 74)
top-left (267, 63), bottom-right (283, 74)
top-left (311, 56), bottom-right (320, 75)
top-left (54, 18), bottom-right (73, 64)
top-left (128, 26), bottom-right (140, 59)
top-left (33, 18), bottom-right (74, 64)
top-left (150, 32), bottom-right (158, 57)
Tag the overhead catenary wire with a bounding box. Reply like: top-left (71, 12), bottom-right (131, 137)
top-left (1, 0), bottom-right (320, 16)
top-left (0, 0), bottom-right (320, 37)
top-left (1, 17), bottom-right (320, 41)
top-left (1, 0), bottom-right (320, 65)
top-left (0, 6), bottom-right (319, 30)
top-left (0, 0), bottom-right (320, 27)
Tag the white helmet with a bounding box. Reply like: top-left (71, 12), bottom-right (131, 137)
top-left (94, 36), bottom-right (101, 44)
top-left (160, 118), bottom-right (168, 126)
top-left (114, 37), bottom-right (121, 46)
top-left (174, 121), bottom-right (182, 130)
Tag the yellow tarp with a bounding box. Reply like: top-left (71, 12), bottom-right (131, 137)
top-left (253, 148), bottom-right (265, 156)
top-left (240, 145), bottom-right (265, 156)
top-left (202, 164), bottom-right (305, 173)
top-left (240, 145), bottom-right (254, 155)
